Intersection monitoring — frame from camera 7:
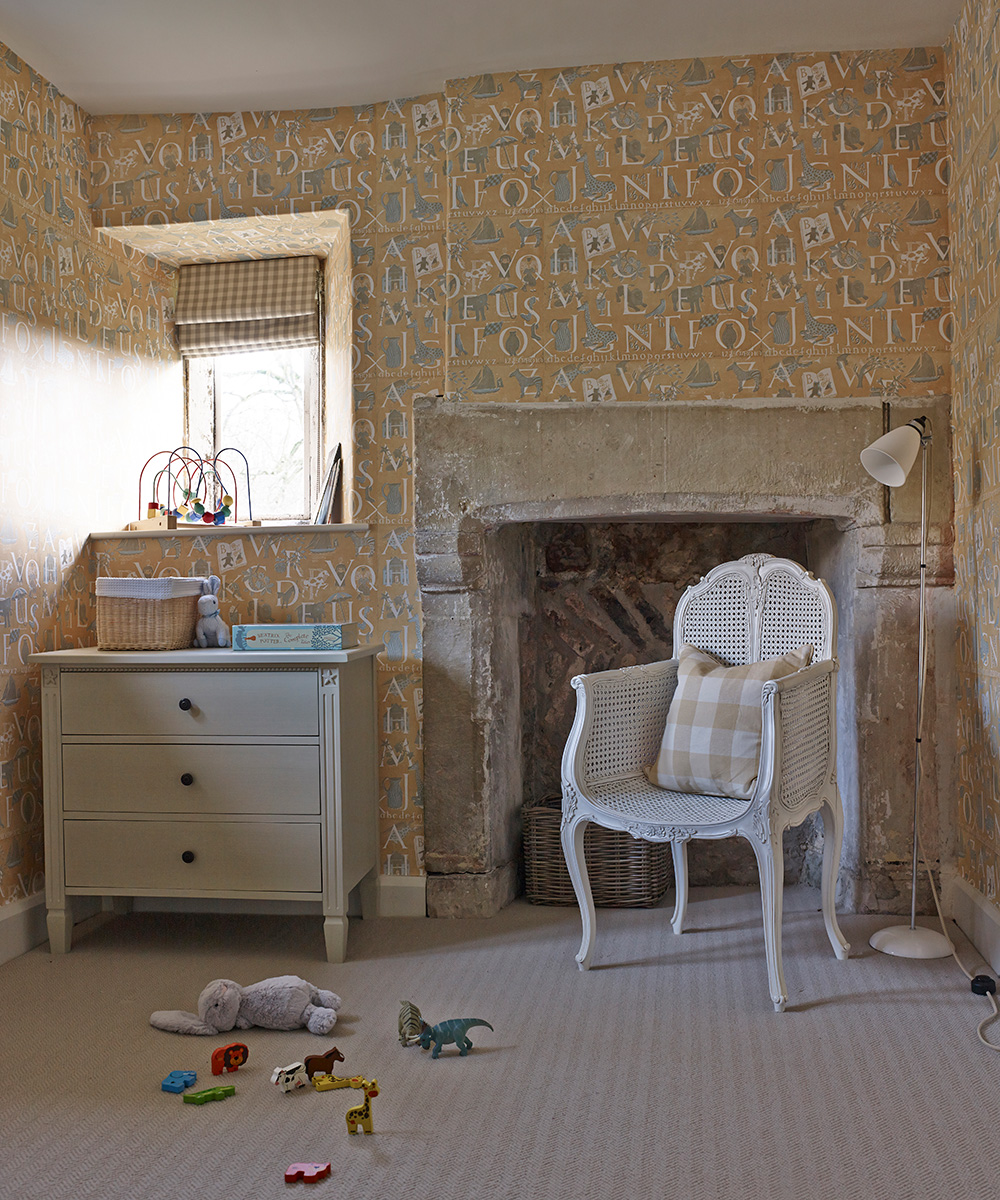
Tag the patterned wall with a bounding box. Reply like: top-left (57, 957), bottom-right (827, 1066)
top-left (88, 527), bottom-right (424, 876)
top-left (90, 103), bottom-right (444, 879)
top-left (0, 40), bottom-right (180, 911)
top-left (87, 46), bottom-right (952, 890)
top-left (949, 1), bottom-right (1000, 909)
top-left (443, 53), bottom-right (950, 404)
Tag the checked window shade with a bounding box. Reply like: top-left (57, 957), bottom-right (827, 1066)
top-left (174, 256), bottom-right (321, 356)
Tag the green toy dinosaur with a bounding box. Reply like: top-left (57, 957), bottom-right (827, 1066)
top-left (418, 1017), bottom-right (494, 1059)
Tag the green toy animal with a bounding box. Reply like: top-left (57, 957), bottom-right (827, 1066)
top-left (418, 1017), bottom-right (494, 1059)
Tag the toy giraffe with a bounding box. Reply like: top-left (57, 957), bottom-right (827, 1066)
top-left (313, 1072), bottom-right (365, 1092)
top-left (345, 1078), bottom-right (379, 1134)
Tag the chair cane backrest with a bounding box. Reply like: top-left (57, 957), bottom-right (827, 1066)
top-left (673, 554), bottom-right (836, 666)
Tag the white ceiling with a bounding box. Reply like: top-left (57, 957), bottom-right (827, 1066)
top-left (0, 0), bottom-right (963, 115)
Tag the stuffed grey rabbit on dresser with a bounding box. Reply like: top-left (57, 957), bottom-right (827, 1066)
top-left (193, 574), bottom-right (229, 647)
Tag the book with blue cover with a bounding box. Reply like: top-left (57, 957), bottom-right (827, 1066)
top-left (231, 623), bottom-right (358, 651)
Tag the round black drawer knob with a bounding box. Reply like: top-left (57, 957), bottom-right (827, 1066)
top-left (181, 850), bottom-right (196, 864)
top-left (178, 698), bottom-right (192, 711)
top-left (180, 773), bottom-right (194, 786)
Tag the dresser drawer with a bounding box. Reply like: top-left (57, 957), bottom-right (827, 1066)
top-left (62, 744), bottom-right (321, 815)
top-left (60, 670), bottom-right (318, 737)
top-left (63, 819), bottom-right (322, 893)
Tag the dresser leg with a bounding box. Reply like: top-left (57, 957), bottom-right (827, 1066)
top-left (103, 896), bottom-right (133, 916)
top-left (323, 916), bottom-right (348, 963)
top-left (47, 906), bottom-right (73, 954)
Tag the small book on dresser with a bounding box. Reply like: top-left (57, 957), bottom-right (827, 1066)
top-left (232, 623), bottom-right (359, 651)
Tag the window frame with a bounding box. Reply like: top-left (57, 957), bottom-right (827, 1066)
top-left (183, 342), bottom-right (325, 523)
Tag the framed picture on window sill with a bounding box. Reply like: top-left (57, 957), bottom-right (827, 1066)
top-left (311, 444), bottom-right (343, 525)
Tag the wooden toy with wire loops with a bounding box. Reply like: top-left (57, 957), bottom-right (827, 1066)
top-left (131, 446), bottom-right (260, 531)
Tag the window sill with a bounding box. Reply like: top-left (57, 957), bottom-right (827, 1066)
top-left (88, 523), bottom-right (369, 539)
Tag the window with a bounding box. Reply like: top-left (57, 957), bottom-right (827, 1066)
top-left (185, 346), bottom-right (322, 522)
top-left (176, 255), bottom-right (324, 522)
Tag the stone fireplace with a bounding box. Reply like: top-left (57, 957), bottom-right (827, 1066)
top-left (413, 397), bottom-right (955, 919)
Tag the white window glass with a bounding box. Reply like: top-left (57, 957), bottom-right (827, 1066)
top-left (186, 345), bottom-right (322, 522)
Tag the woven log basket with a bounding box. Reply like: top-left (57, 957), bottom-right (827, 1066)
top-left (523, 795), bottom-right (672, 908)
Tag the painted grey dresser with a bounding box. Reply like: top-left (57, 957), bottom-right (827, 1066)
top-left (30, 646), bottom-right (379, 962)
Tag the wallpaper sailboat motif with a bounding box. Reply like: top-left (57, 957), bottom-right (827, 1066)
top-left (908, 353), bottom-right (944, 382)
top-left (682, 208), bottom-right (718, 234)
top-left (902, 47), bottom-right (937, 70)
top-left (471, 217), bottom-right (501, 244)
top-left (471, 366), bottom-right (503, 392)
top-left (906, 197), bottom-right (940, 225)
top-left (681, 58), bottom-right (714, 84)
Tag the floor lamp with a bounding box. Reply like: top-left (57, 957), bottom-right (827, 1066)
top-left (860, 416), bottom-right (952, 958)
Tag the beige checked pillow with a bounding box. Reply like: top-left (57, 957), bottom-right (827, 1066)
top-left (644, 643), bottom-right (813, 800)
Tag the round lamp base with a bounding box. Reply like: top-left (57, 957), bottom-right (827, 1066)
top-left (869, 924), bottom-right (953, 959)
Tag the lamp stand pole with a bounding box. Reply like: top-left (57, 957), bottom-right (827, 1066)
top-left (870, 427), bottom-right (952, 958)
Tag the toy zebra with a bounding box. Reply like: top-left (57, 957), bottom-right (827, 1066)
top-left (398, 1000), bottom-right (425, 1047)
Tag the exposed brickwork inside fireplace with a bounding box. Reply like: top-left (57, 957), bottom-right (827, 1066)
top-left (520, 520), bottom-right (821, 887)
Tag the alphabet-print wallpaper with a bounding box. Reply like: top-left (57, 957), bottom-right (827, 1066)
top-left (0, 32), bottom-right (963, 914)
top-left (87, 47), bottom-right (952, 892)
top-left (0, 41), bottom-right (179, 910)
top-left (949, 0), bottom-right (1000, 908)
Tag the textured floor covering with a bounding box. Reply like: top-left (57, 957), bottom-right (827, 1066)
top-left (1, 888), bottom-right (998, 1200)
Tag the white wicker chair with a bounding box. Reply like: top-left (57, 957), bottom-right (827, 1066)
top-left (560, 553), bottom-right (850, 1011)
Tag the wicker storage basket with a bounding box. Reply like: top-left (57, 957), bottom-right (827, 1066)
top-left (95, 577), bottom-right (207, 651)
top-left (523, 795), bottom-right (673, 908)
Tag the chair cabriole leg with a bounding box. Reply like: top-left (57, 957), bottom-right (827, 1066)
top-left (670, 840), bottom-right (688, 934)
top-left (561, 815), bottom-right (595, 970)
top-left (820, 794), bottom-right (850, 960)
top-left (747, 829), bottom-right (787, 1012)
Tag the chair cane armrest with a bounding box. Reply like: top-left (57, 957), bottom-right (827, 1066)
top-left (766, 657), bottom-right (837, 694)
top-left (757, 659), bottom-right (837, 815)
top-left (562, 659), bottom-right (679, 789)
top-left (569, 658), bottom-right (679, 698)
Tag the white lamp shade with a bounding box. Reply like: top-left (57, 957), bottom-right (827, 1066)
top-left (860, 418), bottom-right (926, 486)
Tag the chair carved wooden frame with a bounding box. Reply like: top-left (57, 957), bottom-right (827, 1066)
top-left (560, 554), bottom-right (850, 1011)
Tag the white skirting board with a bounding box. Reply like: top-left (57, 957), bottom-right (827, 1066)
top-left (377, 874), bottom-right (427, 917)
top-left (946, 873), bottom-right (1000, 974)
top-left (0, 894), bottom-right (47, 966)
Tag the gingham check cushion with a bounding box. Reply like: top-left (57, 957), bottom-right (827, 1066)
top-left (644, 643), bottom-right (813, 800)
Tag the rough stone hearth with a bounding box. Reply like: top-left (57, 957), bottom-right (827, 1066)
top-left (414, 398), bottom-right (955, 919)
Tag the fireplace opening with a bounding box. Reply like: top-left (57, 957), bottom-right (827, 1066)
top-left (518, 519), bottom-right (829, 892)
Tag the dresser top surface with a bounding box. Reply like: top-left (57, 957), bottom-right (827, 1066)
top-left (30, 646), bottom-right (380, 667)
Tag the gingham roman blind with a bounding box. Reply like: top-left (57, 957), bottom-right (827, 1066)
top-left (174, 255), bottom-right (321, 356)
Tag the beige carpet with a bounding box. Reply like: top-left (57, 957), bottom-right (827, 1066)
top-left (1, 887), bottom-right (997, 1200)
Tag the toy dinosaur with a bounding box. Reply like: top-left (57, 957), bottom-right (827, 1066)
top-left (418, 1017), bottom-right (494, 1059)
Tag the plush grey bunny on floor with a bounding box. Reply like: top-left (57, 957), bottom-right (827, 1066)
top-left (193, 574), bottom-right (229, 647)
top-left (150, 975), bottom-right (341, 1035)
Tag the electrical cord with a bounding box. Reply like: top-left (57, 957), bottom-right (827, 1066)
top-left (917, 815), bottom-right (999, 1051)
top-left (909, 465), bottom-right (1000, 1050)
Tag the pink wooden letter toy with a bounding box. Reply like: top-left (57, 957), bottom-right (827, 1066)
top-left (285, 1162), bottom-right (332, 1184)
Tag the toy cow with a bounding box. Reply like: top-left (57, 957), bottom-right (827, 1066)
top-left (271, 1061), bottom-right (310, 1093)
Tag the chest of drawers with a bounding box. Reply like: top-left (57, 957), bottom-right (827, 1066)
top-left (31, 646), bottom-right (379, 962)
